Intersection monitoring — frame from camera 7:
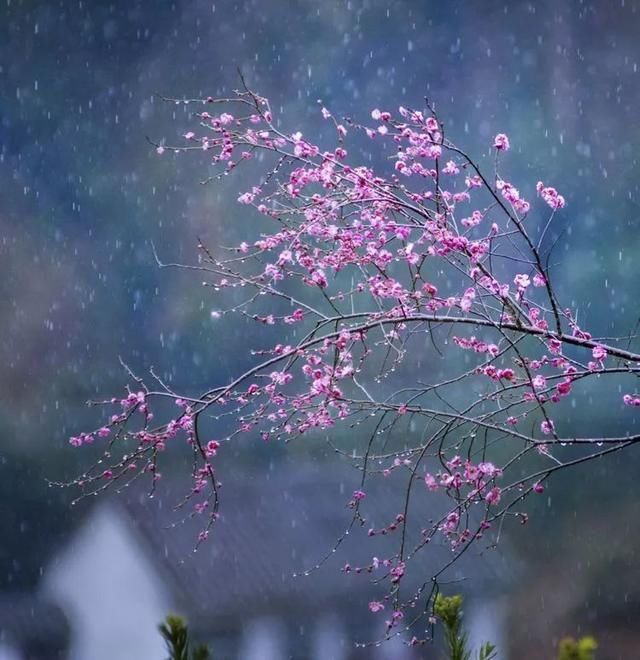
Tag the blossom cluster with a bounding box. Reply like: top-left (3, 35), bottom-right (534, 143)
top-left (66, 88), bottom-right (640, 646)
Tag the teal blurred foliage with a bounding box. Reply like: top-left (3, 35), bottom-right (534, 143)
top-left (2, 0), bottom-right (639, 451)
top-left (0, 454), bottom-right (74, 589)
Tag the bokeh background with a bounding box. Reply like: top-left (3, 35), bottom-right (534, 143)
top-left (2, 1), bottom-right (640, 658)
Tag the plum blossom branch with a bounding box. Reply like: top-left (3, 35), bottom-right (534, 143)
top-left (66, 85), bottom-right (639, 647)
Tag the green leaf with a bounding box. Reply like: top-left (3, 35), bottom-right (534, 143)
top-left (479, 641), bottom-right (497, 660)
top-left (192, 645), bottom-right (211, 660)
top-left (557, 636), bottom-right (597, 660)
top-left (433, 594), bottom-right (497, 660)
top-left (158, 614), bottom-right (212, 660)
top-left (159, 615), bottom-right (190, 660)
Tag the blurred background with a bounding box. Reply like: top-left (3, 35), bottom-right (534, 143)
top-left (1, 0), bottom-right (640, 658)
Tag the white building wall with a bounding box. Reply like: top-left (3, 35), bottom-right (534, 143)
top-left (311, 613), bottom-right (348, 660)
top-left (466, 597), bottom-right (506, 660)
top-left (0, 642), bottom-right (22, 660)
top-left (238, 616), bottom-right (287, 660)
top-left (41, 502), bottom-right (172, 660)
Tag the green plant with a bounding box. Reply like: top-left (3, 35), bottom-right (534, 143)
top-left (433, 594), bottom-right (497, 660)
top-left (557, 636), bottom-right (597, 660)
top-left (159, 615), bottom-right (211, 660)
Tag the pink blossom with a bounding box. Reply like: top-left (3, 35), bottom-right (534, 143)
top-left (499, 368), bottom-right (515, 381)
top-left (495, 179), bottom-right (530, 214)
top-left (493, 133), bottom-right (510, 151)
top-left (446, 455), bottom-right (462, 470)
top-left (556, 380), bottom-right (572, 397)
top-left (533, 273), bottom-right (546, 287)
top-left (424, 473), bottom-right (438, 491)
top-left (369, 601), bottom-right (385, 613)
top-left (443, 511), bottom-right (460, 532)
top-left (310, 269), bottom-right (327, 288)
top-left (541, 419), bottom-right (555, 435)
top-left (442, 160), bottom-right (460, 175)
top-left (284, 308), bottom-right (305, 324)
top-left (485, 487), bottom-right (502, 505)
top-left (206, 440), bottom-right (220, 457)
top-left (478, 462), bottom-right (502, 478)
top-left (536, 181), bottom-right (566, 209)
top-left (592, 345), bottom-right (607, 361)
top-left (237, 192), bottom-right (254, 204)
top-left (270, 371), bottom-right (293, 385)
top-left (390, 562), bottom-right (405, 583)
top-left (464, 463), bottom-right (480, 481)
top-left (532, 375), bottom-right (547, 390)
top-left (548, 338), bottom-right (562, 354)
